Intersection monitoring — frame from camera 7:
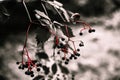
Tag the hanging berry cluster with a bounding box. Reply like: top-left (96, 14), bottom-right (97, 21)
top-left (16, 0), bottom-right (95, 80)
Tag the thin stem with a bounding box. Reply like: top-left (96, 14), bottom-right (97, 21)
top-left (22, 0), bottom-right (32, 22)
top-left (53, 6), bottom-right (66, 22)
top-left (41, 2), bottom-right (49, 16)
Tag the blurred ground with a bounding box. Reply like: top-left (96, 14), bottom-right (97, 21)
top-left (0, 0), bottom-right (120, 80)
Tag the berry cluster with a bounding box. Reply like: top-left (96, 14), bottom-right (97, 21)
top-left (53, 35), bottom-right (83, 64)
top-left (16, 59), bottom-right (50, 78)
top-left (78, 21), bottom-right (95, 36)
top-left (16, 0), bottom-right (96, 79)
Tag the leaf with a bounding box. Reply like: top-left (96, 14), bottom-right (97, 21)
top-left (36, 27), bottom-right (51, 45)
top-left (60, 26), bottom-right (74, 37)
top-left (58, 64), bottom-right (69, 74)
top-left (51, 63), bottom-right (57, 74)
top-left (35, 10), bottom-right (51, 27)
top-left (36, 52), bottom-right (49, 60)
top-left (33, 75), bottom-right (44, 80)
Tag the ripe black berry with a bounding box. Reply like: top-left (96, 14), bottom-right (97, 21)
top-left (79, 32), bottom-right (83, 36)
top-left (62, 57), bottom-right (65, 60)
top-left (69, 56), bottom-right (72, 60)
top-left (65, 61), bottom-right (68, 64)
top-left (77, 49), bottom-right (80, 52)
top-left (88, 29), bottom-right (92, 33)
top-left (66, 59), bottom-right (69, 62)
top-left (16, 62), bottom-right (20, 65)
top-left (61, 38), bottom-right (65, 41)
top-left (79, 43), bottom-right (84, 47)
top-left (37, 68), bottom-right (40, 72)
top-left (25, 71), bottom-right (30, 75)
top-left (77, 53), bottom-right (80, 56)
top-left (37, 63), bottom-right (42, 67)
top-left (31, 74), bottom-right (34, 77)
top-left (92, 29), bottom-right (95, 32)
top-left (18, 66), bottom-right (22, 69)
top-left (57, 51), bottom-right (60, 54)
top-left (74, 57), bottom-right (77, 59)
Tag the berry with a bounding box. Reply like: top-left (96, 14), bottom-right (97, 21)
top-left (25, 71), bottom-right (30, 75)
top-left (61, 38), bottom-right (65, 41)
top-left (37, 68), bottom-right (41, 72)
top-left (77, 53), bottom-right (80, 56)
top-left (79, 32), bottom-right (83, 36)
top-left (79, 43), bottom-right (84, 47)
top-left (31, 74), bottom-right (34, 77)
top-left (18, 66), bottom-right (22, 69)
top-left (92, 29), bottom-right (95, 32)
top-left (65, 61), bottom-right (68, 64)
top-left (69, 56), bottom-right (72, 60)
top-left (66, 59), bottom-right (69, 62)
top-left (71, 54), bottom-right (74, 57)
top-left (57, 51), bottom-right (60, 54)
top-left (62, 57), bottom-right (65, 60)
top-left (24, 64), bottom-right (28, 68)
top-left (77, 49), bottom-right (80, 52)
top-left (37, 63), bottom-right (42, 67)
top-left (88, 29), bottom-right (92, 33)
top-left (74, 57), bottom-right (77, 59)
top-left (16, 62), bottom-right (20, 65)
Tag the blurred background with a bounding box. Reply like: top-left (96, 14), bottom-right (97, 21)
top-left (0, 0), bottom-right (120, 80)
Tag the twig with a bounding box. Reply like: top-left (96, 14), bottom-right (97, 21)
top-left (22, 0), bottom-right (32, 22)
top-left (41, 2), bottom-right (49, 16)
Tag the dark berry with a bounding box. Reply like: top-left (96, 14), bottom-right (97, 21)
top-left (77, 49), bottom-right (80, 52)
top-left (88, 29), bottom-right (92, 33)
top-left (74, 57), bottom-right (77, 59)
top-left (62, 57), bottom-right (65, 60)
top-left (61, 38), bottom-right (65, 41)
top-left (65, 61), bottom-right (68, 64)
top-left (59, 43), bottom-right (65, 48)
top-left (31, 74), bottom-right (34, 77)
top-left (79, 32), bottom-right (83, 36)
top-left (69, 56), bottom-right (72, 60)
top-left (37, 68), bottom-right (41, 72)
top-left (16, 62), bottom-right (20, 65)
top-left (77, 53), bottom-right (80, 56)
top-left (25, 71), bottom-right (30, 75)
top-left (18, 66), bottom-right (22, 69)
top-left (66, 59), bottom-right (69, 62)
top-left (24, 64), bottom-right (28, 68)
top-left (30, 71), bottom-right (34, 74)
top-left (37, 63), bottom-right (42, 67)
top-left (79, 43), bottom-right (84, 47)
top-left (57, 51), bottom-right (60, 54)
top-left (71, 54), bottom-right (74, 57)
top-left (92, 29), bottom-right (95, 32)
